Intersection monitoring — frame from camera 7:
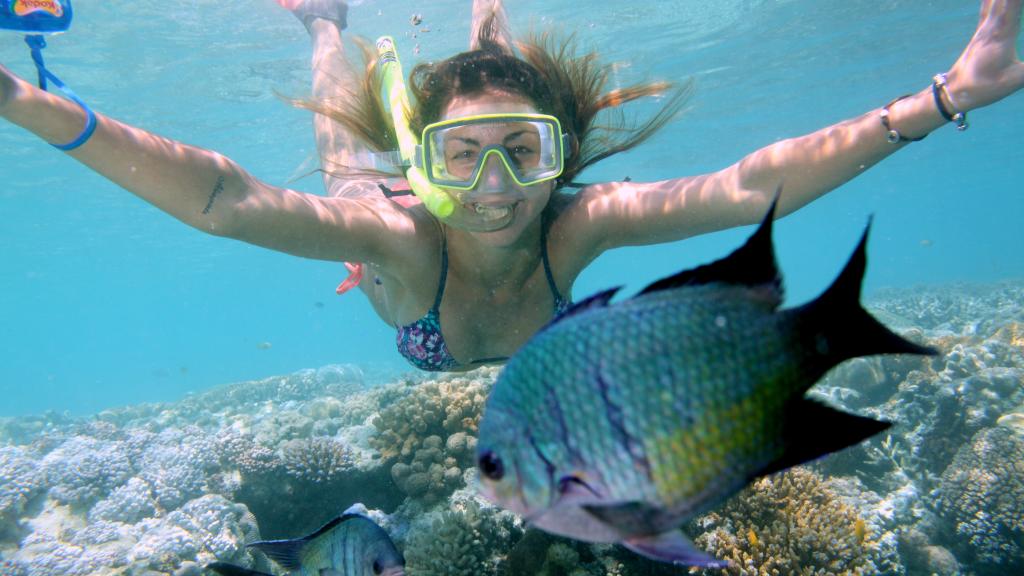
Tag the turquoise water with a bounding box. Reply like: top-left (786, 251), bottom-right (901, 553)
top-left (1, 0), bottom-right (1021, 417)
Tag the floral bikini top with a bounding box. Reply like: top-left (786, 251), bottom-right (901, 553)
top-left (395, 227), bottom-right (571, 372)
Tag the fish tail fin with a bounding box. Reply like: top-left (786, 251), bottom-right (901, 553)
top-left (796, 219), bottom-right (936, 382)
top-left (762, 399), bottom-right (892, 475)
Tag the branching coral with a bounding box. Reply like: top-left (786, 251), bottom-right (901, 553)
top-left (403, 499), bottom-right (523, 576)
top-left (938, 423), bottom-right (1024, 574)
top-left (280, 436), bottom-right (355, 484)
top-left (692, 468), bottom-right (900, 575)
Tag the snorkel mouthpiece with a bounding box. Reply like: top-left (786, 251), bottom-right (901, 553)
top-left (376, 36), bottom-right (514, 232)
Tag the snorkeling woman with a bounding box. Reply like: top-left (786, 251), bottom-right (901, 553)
top-left (1, 0), bottom-right (1021, 371)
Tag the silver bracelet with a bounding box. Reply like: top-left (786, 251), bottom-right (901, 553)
top-left (932, 73), bottom-right (969, 131)
top-left (880, 95), bottom-right (926, 144)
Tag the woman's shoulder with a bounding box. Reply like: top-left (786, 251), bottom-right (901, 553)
top-left (544, 188), bottom-right (605, 284)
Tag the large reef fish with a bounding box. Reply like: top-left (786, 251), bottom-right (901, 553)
top-left (208, 505), bottom-right (405, 576)
top-left (475, 198), bottom-right (935, 568)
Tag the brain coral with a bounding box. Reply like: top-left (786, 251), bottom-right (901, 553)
top-left (692, 467), bottom-right (900, 575)
top-left (938, 423), bottom-right (1024, 574)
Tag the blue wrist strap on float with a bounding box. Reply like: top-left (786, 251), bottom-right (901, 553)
top-left (1, 0), bottom-right (96, 151)
top-left (24, 34), bottom-right (95, 150)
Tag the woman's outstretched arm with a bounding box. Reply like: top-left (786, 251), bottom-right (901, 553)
top-left (0, 63), bottom-right (420, 264)
top-left (568, 0), bottom-right (1024, 253)
top-left (0, 63), bottom-right (249, 235)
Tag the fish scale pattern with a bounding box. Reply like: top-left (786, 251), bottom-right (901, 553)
top-left (495, 283), bottom-right (808, 518)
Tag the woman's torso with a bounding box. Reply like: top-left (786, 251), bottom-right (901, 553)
top-left (361, 195), bottom-right (584, 370)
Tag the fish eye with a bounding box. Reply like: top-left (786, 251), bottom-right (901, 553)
top-left (478, 450), bottom-right (504, 480)
top-left (372, 559), bottom-right (383, 574)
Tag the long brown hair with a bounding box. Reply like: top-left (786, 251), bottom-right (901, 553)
top-left (294, 14), bottom-right (691, 187)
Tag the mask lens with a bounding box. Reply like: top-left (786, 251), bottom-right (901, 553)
top-left (424, 115), bottom-right (563, 189)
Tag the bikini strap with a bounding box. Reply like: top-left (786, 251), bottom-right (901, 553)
top-left (431, 228), bottom-right (449, 312)
top-left (540, 222), bottom-right (563, 302)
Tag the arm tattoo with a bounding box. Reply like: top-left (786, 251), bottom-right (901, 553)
top-left (201, 176), bottom-right (226, 215)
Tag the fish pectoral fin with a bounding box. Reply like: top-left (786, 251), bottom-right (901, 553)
top-left (761, 399), bottom-right (891, 477)
top-left (580, 501), bottom-right (674, 536)
top-left (622, 530), bottom-right (729, 569)
top-left (556, 473), bottom-right (603, 503)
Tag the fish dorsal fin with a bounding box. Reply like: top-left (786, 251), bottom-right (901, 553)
top-left (206, 562), bottom-right (274, 576)
top-left (540, 286), bottom-right (621, 332)
top-left (759, 399), bottom-right (891, 477)
top-left (248, 538), bottom-right (304, 571)
top-left (637, 193), bottom-right (782, 308)
top-left (240, 510), bottom-right (262, 546)
top-left (248, 514), bottom-right (363, 570)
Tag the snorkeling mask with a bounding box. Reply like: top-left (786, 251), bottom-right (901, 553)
top-left (376, 36), bottom-right (567, 232)
top-left (415, 113), bottom-right (569, 197)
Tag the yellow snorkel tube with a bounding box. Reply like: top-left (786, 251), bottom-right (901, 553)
top-left (376, 36), bottom-right (513, 232)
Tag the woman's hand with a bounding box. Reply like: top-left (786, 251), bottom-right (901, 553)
top-left (946, 0), bottom-right (1024, 111)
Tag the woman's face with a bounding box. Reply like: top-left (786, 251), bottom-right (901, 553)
top-left (440, 91), bottom-right (555, 244)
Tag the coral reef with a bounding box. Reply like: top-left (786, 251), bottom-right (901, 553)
top-left (3, 282), bottom-right (1023, 574)
top-left (280, 436), bottom-right (355, 483)
top-left (809, 283), bottom-right (1024, 562)
top-left (0, 445), bottom-right (44, 540)
top-left (937, 423), bottom-right (1024, 575)
top-left (403, 498), bottom-right (523, 576)
top-left (691, 468), bottom-right (902, 575)
top-left (40, 436), bottom-right (135, 510)
top-left (371, 370), bottom-right (494, 504)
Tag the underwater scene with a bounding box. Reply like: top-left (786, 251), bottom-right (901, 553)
top-left (1, 0), bottom-right (1023, 575)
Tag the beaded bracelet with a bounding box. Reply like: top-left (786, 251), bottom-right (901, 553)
top-left (932, 73), bottom-right (969, 131)
top-left (880, 95), bottom-right (927, 144)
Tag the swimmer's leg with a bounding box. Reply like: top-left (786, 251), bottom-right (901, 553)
top-left (471, 0), bottom-right (513, 52)
top-left (284, 0), bottom-right (380, 199)
top-left (282, 1), bottom-right (396, 319)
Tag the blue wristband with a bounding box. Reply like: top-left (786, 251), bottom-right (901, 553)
top-left (24, 35), bottom-right (97, 151)
top-left (49, 90), bottom-right (96, 151)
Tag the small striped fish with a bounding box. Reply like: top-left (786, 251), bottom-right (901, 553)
top-left (209, 505), bottom-right (404, 576)
top-left (476, 198), bottom-right (934, 568)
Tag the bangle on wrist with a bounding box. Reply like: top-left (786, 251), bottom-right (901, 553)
top-left (932, 73), bottom-right (968, 131)
top-left (880, 95), bottom-right (927, 144)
